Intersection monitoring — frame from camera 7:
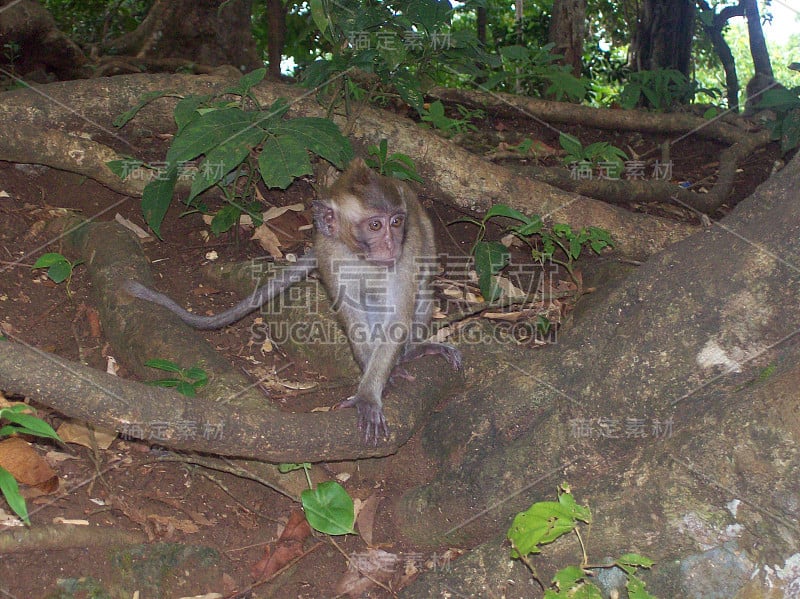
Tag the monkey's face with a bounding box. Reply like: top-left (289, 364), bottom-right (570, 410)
top-left (357, 211), bottom-right (406, 263)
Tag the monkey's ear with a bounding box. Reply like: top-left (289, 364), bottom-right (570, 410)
top-left (312, 200), bottom-right (337, 237)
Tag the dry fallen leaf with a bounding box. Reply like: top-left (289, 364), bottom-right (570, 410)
top-left (355, 495), bottom-right (380, 546)
top-left (335, 548), bottom-right (399, 597)
top-left (251, 224), bottom-right (283, 258)
top-left (251, 509), bottom-right (311, 580)
top-left (0, 437), bottom-right (59, 494)
top-left (57, 420), bottom-right (116, 449)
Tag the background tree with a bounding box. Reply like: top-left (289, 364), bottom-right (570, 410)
top-left (628, 0), bottom-right (695, 74)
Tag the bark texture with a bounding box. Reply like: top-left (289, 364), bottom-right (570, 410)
top-left (398, 152), bottom-right (800, 596)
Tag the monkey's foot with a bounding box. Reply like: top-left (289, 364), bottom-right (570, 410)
top-left (335, 396), bottom-right (388, 446)
top-left (402, 342), bottom-right (462, 370)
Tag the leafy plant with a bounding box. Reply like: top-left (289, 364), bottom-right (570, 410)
top-left (455, 204), bottom-right (614, 300)
top-left (559, 133), bottom-right (629, 177)
top-left (366, 139), bottom-right (423, 182)
top-left (282, 462), bottom-right (356, 536)
top-left (301, 0), bottom-right (488, 118)
top-left (618, 69), bottom-right (703, 111)
top-left (32, 252), bottom-right (84, 296)
top-left (508, 484), bottom-right (656, 598)
top-left (419, 100), bottom-right (483, 136)
top-left (0, 404), bottom-right (61, 524)
top-left (111, 68), bottom-right (353, 238)
top-left (482, 43), bottom-right (588, 101)
top-left (756, 86), bottom-right (800, 154)
top-left (144, 359), bottom-right (209, 397)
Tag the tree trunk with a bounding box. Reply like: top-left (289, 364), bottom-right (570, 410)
top-left (629, 0), bottom-right (695, 75)
top-left (548, 0), bottom-right (586, 77)
top-left (744, 0), bottom-right (772, 77)
top-left (102, 0), bottom-right (260, 70)
top-left (265, 0), bottom-right (287, 78)
top-left (476, 6), bottom-right (487, 45)
top-left (698, 1), bottom-right (746, 111)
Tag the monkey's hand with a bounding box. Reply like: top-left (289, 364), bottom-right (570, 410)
top-left (335, 395), bottom-right (388, 445)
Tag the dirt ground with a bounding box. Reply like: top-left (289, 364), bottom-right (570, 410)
top-left (0, 111), bottom-right (782, 598)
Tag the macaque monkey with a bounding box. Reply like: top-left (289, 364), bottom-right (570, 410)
top-left (125, 158), bottom-right (461, 444)
top-left (743, 72), bottom-right (786, 116)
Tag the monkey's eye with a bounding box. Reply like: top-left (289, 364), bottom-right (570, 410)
top-left (391, 215), bottom-right (405, 228)
top-left (368, 220), bottom-right (382, 231)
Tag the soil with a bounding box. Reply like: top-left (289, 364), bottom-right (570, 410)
top-left (0, 109), bottom-right (783, 598)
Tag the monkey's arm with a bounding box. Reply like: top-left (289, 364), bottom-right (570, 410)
top-left (337, 339), bottom-right (406, 444)
top-left (124, 252), bottom-right (317, 330)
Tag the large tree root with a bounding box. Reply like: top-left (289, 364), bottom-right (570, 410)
top-left (0, 217), bottom-right (461, 462)
top-left (0, 73), bottom-right (697, 260)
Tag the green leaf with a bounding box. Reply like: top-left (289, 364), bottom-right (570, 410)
top-left (301, 481), bottom-right (355, 535)
top-left (107, 158), bottom-right (144, 180)
top-left (174, 381), bottom-right (197, 397)
top-left (174, 94), bottom-right (212, 132)
top-left (278, 462), bottom-right (310, 473)
top-left (482, 204), bottom-right (530, 224)
top-left (0, 410), bottom-right (60, 441)
top-left (0, 467), bottom-right (28, 524)
top-left (233, 68), bottom-right (267, 93)
top-left (404, 0), bottom-right (452, 32)
top-left (507, 489), bottom-right (591, 558)
top-left (47, 261), bottom-right (72, 284)
top-left (144, 358), bottom-right (182, 373)
top-left (500, 45), bottom-right (529, 61)
top-left (392, 70), bottom-right (425, 112)
top-left (626, 574), bottom-right (657, 599)
top-left (552, 565), bottom-right (589, 588)
top-left (185, 367), bottom-right (208, 386)
top-left (32, 253), bottom-right (67, 269)
top-left (258, 135), bottom-right (313, 189)
top-left (113, 90), bottom-right (172, 128)
top-left (559, 133), bottom-right (583, 157)
top-left (166, 107), bottom-right (254, 164)
top-left (310, 0), bottom-right (330, 37)
top-left (474, 241), bottom-right (509, 301)
top-left (270, 117), bottom-right (353, 169)
top-left (210, 203), bottom-right (243, 235)
top-left (141, 166), bottom-right (178, 238)
top-left (188, 127), bottom-right (265, 203)
top-left (758, 88), bottom-right (800, 110)
top-left (617, 553), bottom-right (654, 569)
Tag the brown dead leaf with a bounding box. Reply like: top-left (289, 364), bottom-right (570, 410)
top-left (251, 224), bottom-right (283, 258)
top-left (86, 306), bottom-right (102, 338)
top-left (335, 548), bottom-right (398, 598)
top-left (57, 420), bottom-right (116, 450)
top-left (251, 509), bottom-right (311, 580)
top-left (355, 495), bottom-right (380, 546)
top-left (0, 437), bottom-right (59, 494)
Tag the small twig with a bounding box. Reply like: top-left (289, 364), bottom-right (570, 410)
top-left (155, 453), bottom-right (298, 501)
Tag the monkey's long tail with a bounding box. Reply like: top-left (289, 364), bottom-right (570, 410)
top-left (124, 252), bottom-right (318, 330)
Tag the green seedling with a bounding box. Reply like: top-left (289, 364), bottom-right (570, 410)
top-left (32, 252), bottom-right (84, 296)
top-left (559, 133), bottom-right (629, 177)
top-left (508, 484), bottom-right (656, 597)
top-left (144, 359), bottom-right (209, 397)
top-left (455, 204), bottom-right (614, 300)
top-left (280, 461), bottom-right (356, 536)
